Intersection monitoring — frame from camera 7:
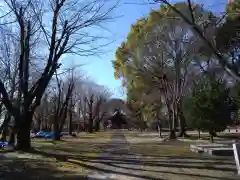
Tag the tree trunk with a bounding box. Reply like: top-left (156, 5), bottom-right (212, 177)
top-left (88, 101), bottom-right (93, 133)
top-left (53, 119), bottom-right (60, 141)
top-left (0, 129), bottom-right (7, 141)
top-left (95, 119), bottom-right (100, 132)
top-left (68, 110), bottom-right (72, 136)
top-left (15, 114), bottom-right (32, 151)
top-left (84, 122), bottom-right (87, 132)
top-left (16, 123), bottom-right (31, 150)
top-left (59, 107), bottom-right (69, 134)
top-left (88, 98), bottom-right (94, 133)
top-left (168, 119), bottom-right (176, 139)
top-left (0, 114), bottom-right (11, 141)
top-left (167, 104), bottom-right (176, 139)
top-left (77, 123), bottom-right (81, 133)
top-left (0, 103), bottom-right (2, 117)
top-left (8, 130), bottom-right (15, 146)
top-left (211, 131), bottom-right (217, 137)
top-left (168, 129), bottom-right (176, 139)
top-left (88, 117), bottom-right (93, 133)
top-left (157, 124), bottom-right (162, 138)
top-left (178, 111), bottom-right (189, 137)
top-left (40, 122), bottom-right (44, 131)
top-left (53, 132), bottom-right (60, 140)
top-left (175, 101), bottom-right (188, 137)
top-left (209, 133), bottom-right (214, 143)
top-left (0, 127), bottom-right (7, 141)
top-left (35, 117), bottom-right (41, 133)
top-left (209, 131), bottom-right (214, 143)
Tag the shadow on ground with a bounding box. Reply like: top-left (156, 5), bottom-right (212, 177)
top-left (0, 132), bottom-right (238, 180)
top-left (0, 154), bottom-right (88, 180)
top-left (28, 140), bottom-right (238, 180)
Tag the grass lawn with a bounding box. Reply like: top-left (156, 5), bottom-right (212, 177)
top-left (124, 131), bottom-right (197, 157)
top-left (124, 131), bottom-right (238, 180)
top-left (130, 141), bottom-right (199, 157)
top-left (0, 131), bottom-right (112, 180)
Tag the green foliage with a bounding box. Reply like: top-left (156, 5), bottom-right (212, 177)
top-left (183, 78), bottom-right (232, 133)
top-left (127, 88), bottom-right (152, 118)
top-left (112, 1), bottom-right (220, 128)
top-left (216, 0), bottom-right (240, 52)
top-left (229, 84), bottom-right (240, 110)
top-left (226, 0), bottom-right (240, 19)
top-left (216, 17), bottom-right (240, 53)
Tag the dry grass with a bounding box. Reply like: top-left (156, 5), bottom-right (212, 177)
top-left (0, 131), bottom-right (238, 180)
top-left (0, 131), bottom-right (112, 180)
top-left (124, 131), bottom-right (198, 157)
top-left (123, 132), bottom-right (238, 180)
top-left (129, 140), bottom-right (198, 157)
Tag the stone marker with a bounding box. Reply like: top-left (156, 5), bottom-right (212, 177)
top-left (207, 147), bottom-right (233, 156)
top-left (233, 143), bottom-right (240, 175)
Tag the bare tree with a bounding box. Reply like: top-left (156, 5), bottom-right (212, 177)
top-left (74, 79), bottom-right (87, 132)
top-left (73, 78), bottom-right (112, 133)
top-left (0, 27), bottom-right (19, 142)
top-left (83, 82), bottom-right (112, 133)
top-left (33, 94), bottom-right (51, 132)
top-left (153, 0), bottom-right (240, 82)
top-left (93, 89), bottom-right (112, 131)
top-left (0, 0), bottom-right (117, 150)
top-left (50, 73), bottom-right (75, 140)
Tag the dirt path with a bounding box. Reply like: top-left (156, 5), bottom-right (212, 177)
top-left (88, 131), bottom-right (146, 180)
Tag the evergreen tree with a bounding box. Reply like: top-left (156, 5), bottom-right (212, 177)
top-left (184, 77), bottom-right (232, 142)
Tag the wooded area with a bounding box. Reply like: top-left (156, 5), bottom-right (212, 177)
top-left (0, 0), bottom-right (120, 150)
top-left (112, 0), bottom-right (240, 141)
top-left (0, 0), bottom-right (240, 179)
top-left (0, 0), bottom-right (240, 151)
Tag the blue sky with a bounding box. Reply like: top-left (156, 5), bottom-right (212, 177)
top-left (64, 0), bottom-right (226, 99)
top-left (73, 1), bottom-right (159, 99)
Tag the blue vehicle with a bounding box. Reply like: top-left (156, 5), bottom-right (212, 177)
top-left (0, 141), bottom-right (8, 148)
top-left (34, 131), bottom-right (63, 139)
top-left (35, 131), bottom-right (48, 138)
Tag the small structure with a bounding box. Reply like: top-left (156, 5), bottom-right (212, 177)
top-left (108, 109), bottom-right (127, 129)
top-left (190, 143), bottom-right (235, 156)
